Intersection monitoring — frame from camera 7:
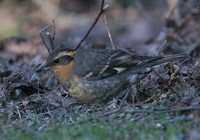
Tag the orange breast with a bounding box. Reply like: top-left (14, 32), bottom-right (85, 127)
top-left (52, 61), bottom-right (75, 84)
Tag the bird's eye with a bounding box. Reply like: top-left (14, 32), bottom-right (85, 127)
top-left (53, 59), bottom-right (59, 63)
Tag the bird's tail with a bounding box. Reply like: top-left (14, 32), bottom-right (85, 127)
top-left (130, 54), bottom-right (189, 74)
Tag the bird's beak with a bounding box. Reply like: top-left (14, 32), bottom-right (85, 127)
top-left (36, 63), bottom-right (50, 73)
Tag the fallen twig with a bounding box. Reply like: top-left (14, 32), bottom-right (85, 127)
top-left (69, 106), bottom-right (200, 125)
top-left (126, 106), bottom-right (200, 114)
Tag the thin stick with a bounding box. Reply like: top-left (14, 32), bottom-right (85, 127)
top-left (103, 14), bottom-right (116, 50)
top-left (39, 20), bottom-right (56, 53)
top-left (178, 57), bottom-right (190, 66)
top-left (16, 106), bottom-right (22, 121)
top-left (49, 20), bottom-right (56, 50)
top-left (74, 0), bottom-right (106, 50)
top-left (52, 20), bottom-right (56, 41)
top-left (48, 32), bottom-right (54, 51)
top-left (69, 106), bottom-right (200, 125)
top-left (127, 106), bottom-right (200, 114)
top-left (158, 40), bottom-right (167, 56)
top-left (39, 24), bottom-right (52, 54)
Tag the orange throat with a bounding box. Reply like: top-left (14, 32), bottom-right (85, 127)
top-left (52, 61), bottom-right (75, 84)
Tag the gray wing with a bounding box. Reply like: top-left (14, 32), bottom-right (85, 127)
top-left (73, 48), bottom-right (162, 80)
top-left (72, 48), bottom-right (113, 79)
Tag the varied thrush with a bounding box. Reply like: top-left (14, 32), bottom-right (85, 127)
top-left (36, 0), bottom-right (188, 103)
top-left (37, 47), bottom-right (188, 103)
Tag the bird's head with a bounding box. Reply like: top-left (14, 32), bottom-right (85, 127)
top-left (37, 48), bottom-right (76, 83)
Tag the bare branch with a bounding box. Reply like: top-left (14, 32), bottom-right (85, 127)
top-left (39, 20), bottom-right (56, 53)
top-left (74, 0), bottom-right (108, 50)
top-left (52, 20), bottom-right (56, 42)
top-left (39, 24), bottom-right (52, 54)
top-left (103, 14), bottom-right (116, 50)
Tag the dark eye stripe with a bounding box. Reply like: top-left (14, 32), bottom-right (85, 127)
top-left (64, 55), bottom-right (74, 62)
top-left (52, 55), bottom-right (74, 65)
top-left (53, 59), bottom-right (59, 63)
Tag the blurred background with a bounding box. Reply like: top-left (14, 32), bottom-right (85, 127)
top-left (0, 0), bottom-right (167, 40)
top-left (0, 0), bottom-right (200, 61)
top-left (0, 0), bottom-right (174, 55)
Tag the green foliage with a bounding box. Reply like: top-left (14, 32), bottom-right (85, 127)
top-left (0, 113), bottom-right (199, 140)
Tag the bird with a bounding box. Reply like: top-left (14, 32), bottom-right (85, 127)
top-left (37, 47), bottom-right (188, 103)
